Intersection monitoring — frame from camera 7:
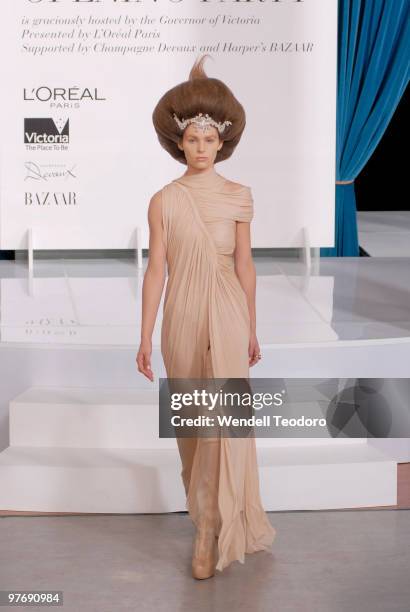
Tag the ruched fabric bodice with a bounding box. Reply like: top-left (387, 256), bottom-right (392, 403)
top-left (173, 168), bottom-right (253, 255)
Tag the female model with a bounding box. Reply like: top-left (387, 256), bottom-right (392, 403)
top-left (137, 54), bottom-right (276, 579)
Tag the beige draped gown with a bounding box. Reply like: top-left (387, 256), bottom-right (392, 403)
top-left (160, 166), bottom-right (276, 572)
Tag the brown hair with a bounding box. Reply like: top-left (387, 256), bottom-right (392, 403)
top-left (152, 54), bottom-right (246, 165)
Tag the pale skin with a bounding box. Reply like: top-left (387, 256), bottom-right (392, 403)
top-left (136, 123), bottom-right (261, 382)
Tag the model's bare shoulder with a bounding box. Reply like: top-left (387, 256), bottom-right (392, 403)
top-left (149, 189), bottom-right (163, 206)
top-left (148, 189), bottom-right (163, 223)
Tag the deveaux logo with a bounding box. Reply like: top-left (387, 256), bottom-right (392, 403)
top-left (24, 86), bottom-right (106, 108)
top-left (24, 118), bottom-right (69, 144)
top-left (24, 161), bottom-right (77, 181)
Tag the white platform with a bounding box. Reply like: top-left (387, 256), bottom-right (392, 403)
top-left (0, 255), bottom-right (407, 512)
top-left (1, 256), bottom-right (410, 347)
top-left (0, 385), bottom-right (397, 512)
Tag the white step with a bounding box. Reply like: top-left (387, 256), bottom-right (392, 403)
top-left (9, 385), bottom-right (175, 449)
top-left (0, 442), bottom-right (396, 513)
top-left (10, 385), bottom-right (357, 450)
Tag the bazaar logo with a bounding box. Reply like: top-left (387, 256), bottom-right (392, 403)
top-left (24, 191), bottom-right (77, 206)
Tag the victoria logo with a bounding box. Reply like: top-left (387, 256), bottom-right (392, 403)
top-left (24, 118), bottom-right (69, 144)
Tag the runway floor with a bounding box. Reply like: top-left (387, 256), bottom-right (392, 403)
top-left (1, 508), bottom-right (409, 611)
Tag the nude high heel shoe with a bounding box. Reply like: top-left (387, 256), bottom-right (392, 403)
top-left (191, 525), bottom-right (217, 580)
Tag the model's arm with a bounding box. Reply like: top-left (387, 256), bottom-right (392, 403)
top-left (234, 221), bottom-right (260, 367)
top-left (136, 190), bottom-right (167, 381)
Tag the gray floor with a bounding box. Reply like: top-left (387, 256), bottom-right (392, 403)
top-left (1, 509), bottom-right (409, 612)
top-left (357, 211), bottom-right (410, 256)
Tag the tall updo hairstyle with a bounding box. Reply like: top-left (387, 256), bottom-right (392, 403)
top-left (152, 54), bottom-right (246, 165)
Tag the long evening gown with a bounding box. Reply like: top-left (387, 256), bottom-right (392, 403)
top-left (160, 165), bottom-right (276, 572)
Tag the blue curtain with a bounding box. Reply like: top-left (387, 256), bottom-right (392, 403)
top-left (321, 0), bottom-right (410, 257)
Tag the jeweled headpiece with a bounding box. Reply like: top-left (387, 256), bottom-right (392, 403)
top-left (173, 112), bottom-right (232, 134)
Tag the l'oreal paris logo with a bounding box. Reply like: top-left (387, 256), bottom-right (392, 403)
top-left (24, 87), bottom-right (106, 103)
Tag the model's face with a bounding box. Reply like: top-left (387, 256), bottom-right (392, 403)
top-left (178, 123), bottom-right (223, 170)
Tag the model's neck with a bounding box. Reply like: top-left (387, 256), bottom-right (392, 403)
top-left (173, 165), bottom-right (225, 190)
top-left (183, 165), bottom-right (217, 177)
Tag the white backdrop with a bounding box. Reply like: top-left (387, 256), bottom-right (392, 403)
top-left (0, 0), bottom-right (337, 250)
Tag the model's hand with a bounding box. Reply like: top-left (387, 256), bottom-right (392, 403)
top-left (136, 338), bottom-right (154, 382)
top-left (248, 332), bottom-right (261, 367)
